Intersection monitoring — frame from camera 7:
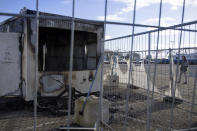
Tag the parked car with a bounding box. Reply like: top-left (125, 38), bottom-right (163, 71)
top-left (118, 58), bottom-right (127, 64)
top-left (133, 60), bottom-right (142, 66)
top-left (104, 55), bottom-right (110, 64)
top-left (104, 60), bottom-right (110, 64)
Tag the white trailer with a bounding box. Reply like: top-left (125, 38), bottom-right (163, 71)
top-left (0, 9), bottom-right (104, 104)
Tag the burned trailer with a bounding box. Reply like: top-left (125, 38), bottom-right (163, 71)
top-left (0, 8), bottom-right (104, 107)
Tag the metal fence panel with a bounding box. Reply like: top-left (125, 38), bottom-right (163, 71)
top-left (103, 25), bottom-right (197, 130)
top-left (1, 0), bottom-right (197, 131)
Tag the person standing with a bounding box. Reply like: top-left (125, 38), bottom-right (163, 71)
top-left (112, 53), bottom-right (117, 68)
top-left (177, 55), bottom-right (189, 84)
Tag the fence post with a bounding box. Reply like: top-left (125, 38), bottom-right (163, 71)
top-left (67, 0), bottom-right (75, 129)
top-left (146, 32), bottom-right (151, 131)
top-left (98, 0), bottom-right (108, 130)
top-left (124, 0), bottom-right (137, 131)
top-left (170, 0), bottom-right (186, 129)
top-left (34, 0), bottom-right (39, 130)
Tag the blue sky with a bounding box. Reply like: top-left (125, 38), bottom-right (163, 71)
top-left (0, 0), bottom-right (197, 41)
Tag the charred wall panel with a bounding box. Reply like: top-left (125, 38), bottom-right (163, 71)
top-left (0, 17), bottom-right (24, 33)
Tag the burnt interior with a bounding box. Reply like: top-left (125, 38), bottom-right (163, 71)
top-left (39, 27), bottom-right (98, 71)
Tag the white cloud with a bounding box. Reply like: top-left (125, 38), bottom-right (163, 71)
top-left (97, 14), bottom-right (126, 21)
top-left (113, 0), bottom-right (197, 11)
top-left (144, 17), bottom-right (177, 27)
top-left (105, 35), bottom-right (112, 39)
top-left (61, 0), bottom-right (71, 5)
top-left (145, 18), bottom-right (180, 38)
top-left (106, 0), bottom-right (197, 22)
top-left (140, 17), bottom-right (178, 32)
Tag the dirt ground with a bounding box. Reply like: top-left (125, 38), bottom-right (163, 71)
top-left (103, 87), bottom-right (197, 131)
top-left (1, 64), bottom-right (197, 131)
top-left (0, 106), bottom-right (67, 131)
top-left (103, 64), bottom-right (197, 131)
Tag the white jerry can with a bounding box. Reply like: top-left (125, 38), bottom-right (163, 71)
top-left (74, 95), bottom-right (109, 127)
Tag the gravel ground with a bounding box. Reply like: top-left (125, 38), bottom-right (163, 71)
top-left (103, 64), bottom-right (197, 131)
top-left (0, 107), bottom-right (67, 131)
top-left (103, 87), bottom-right (197, 131)
top-left (1, 64), bottom-right (197, 131)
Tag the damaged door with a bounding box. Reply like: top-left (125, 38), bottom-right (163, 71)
top-left (0, 32), bottom-right (21, 96)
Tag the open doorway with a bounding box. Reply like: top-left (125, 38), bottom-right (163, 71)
top-left (39, 27), bottom-right (98, 71)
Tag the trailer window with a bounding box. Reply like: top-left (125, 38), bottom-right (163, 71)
top-left (39, 27), bottom-right (98, 71)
